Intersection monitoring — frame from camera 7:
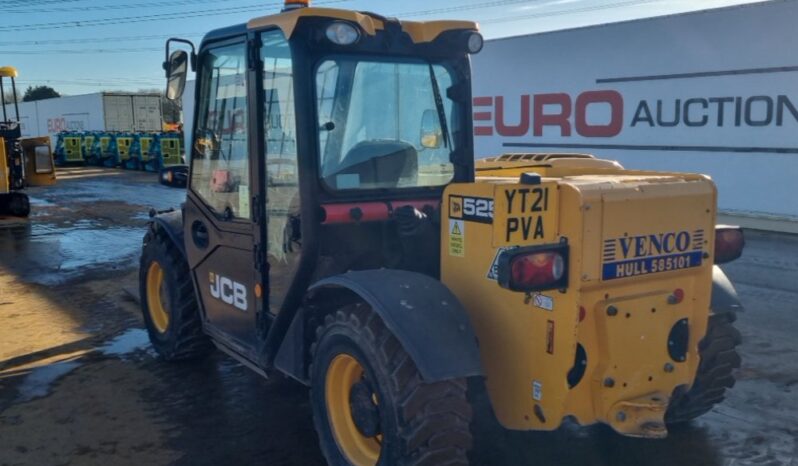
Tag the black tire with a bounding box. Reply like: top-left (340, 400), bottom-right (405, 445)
top-left (0, 193), bottom-right (30, 217)
top-left (666, 313), bottom-right (742, 424)
top-left (310, 303), bottom-right (473, 466)
top-left (139, 228), bottom-right (212, 361)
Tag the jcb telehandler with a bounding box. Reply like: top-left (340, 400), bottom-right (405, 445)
top-left (0, 66), bottom-right (56, 217)
top-left (140, 2), bottom-right (744, 464)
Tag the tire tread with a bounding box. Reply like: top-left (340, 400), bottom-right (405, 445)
top-left (666, 313), bottom-right (741, 424)
top-left (310, 303), bottom-right (472, 466)
top-left (139, 228), bottom-right (212, 361)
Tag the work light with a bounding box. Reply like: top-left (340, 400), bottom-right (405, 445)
top-left (466, 32), bottom-right (484, 54)
top-left (326, 22), bottom-right (360, 45)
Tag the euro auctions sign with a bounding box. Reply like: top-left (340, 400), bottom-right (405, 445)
top-left (471, 1), bottom-right (798, 221)
top-left (472, 91), bottom-right (798, 142)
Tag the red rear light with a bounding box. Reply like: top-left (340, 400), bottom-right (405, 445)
top-left (498, 244), bottom-right (569, 292)
top-left (714, 226), bottom-right (744, 264)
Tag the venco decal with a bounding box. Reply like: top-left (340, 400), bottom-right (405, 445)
top-left (601, 230), bottom-right (705, 280)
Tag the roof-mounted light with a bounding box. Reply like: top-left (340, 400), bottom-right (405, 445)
top-left (326, 21), bottom-right (361, 45)
top-left (283, 0), bottom-right (309, 12)
top-left (466, 32), bottom-right (484, 54)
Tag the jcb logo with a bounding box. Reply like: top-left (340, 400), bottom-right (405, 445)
top-left (449, 196), bottom-right (463, 218)
top-left (209, 272), bottom-right (247, 311)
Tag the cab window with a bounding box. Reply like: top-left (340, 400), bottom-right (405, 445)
top-left (191, 41), bottom-right (251, 220)
top-left (262, 30), bottom-right (301, 313)
top-left (316, 58), bottom-right (459, 191)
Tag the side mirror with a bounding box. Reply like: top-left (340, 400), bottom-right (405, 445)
top-left (165, 50), bottom-right (189, 101)
top-left (420, 109), bottom-right (442, 149)
top-left (159, 164), bottom-right (188, 188)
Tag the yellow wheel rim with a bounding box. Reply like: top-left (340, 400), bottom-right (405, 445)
top-left (146, 261), bottom-right (170, 333)
top-left (325, 353), bottom-right (382, 466)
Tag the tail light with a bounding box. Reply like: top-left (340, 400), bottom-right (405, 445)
top-left (714, 226), bottom-right (744, 264)
top-left (497, 244), bottom-right (569, 292)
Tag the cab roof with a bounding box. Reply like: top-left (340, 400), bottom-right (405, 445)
top-left (204, 7), bottom-right (477, 45)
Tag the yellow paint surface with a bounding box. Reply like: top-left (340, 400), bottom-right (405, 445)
top-left (442, 155), bottom-right (716, 437)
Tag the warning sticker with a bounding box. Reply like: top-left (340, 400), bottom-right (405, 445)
top-left (532, 293), bottom-right (554, 311)
top-left (532, 380), bottom-right (543, 401)
top-left (486, 246), bottom-right (518, 280)
top-left (448, 219), bottom-right (465, 257)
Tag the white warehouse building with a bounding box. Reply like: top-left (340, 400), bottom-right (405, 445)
top-left (17, 92), bottom-right (164, 144)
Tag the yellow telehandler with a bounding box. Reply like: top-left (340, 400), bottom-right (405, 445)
top-left (139, 3), bottom-right (744, 464)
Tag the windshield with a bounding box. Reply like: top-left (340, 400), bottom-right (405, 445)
top-left (316, 58), bottom-right (460, 190)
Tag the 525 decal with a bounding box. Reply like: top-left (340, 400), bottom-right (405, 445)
top-left (450, 195), bottom-right (494, 224)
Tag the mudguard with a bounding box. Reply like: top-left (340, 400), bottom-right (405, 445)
top-left (711, 265), bottom-right (743, 314)
top-left (275, 269), bottom-right (483, 384)
top-left (148, 209), bottom-right (186, 258)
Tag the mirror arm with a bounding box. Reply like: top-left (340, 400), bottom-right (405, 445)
top-left (165, 37), bottom-right (198, 72)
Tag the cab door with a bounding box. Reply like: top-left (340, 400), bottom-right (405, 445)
top-left (183, 37), bottom-right (260, 355)
top-left (260, 30), bottom-right (303, 317)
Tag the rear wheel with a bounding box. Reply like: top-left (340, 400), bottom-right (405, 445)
top-left (310, 304), bottom-right (472, 466)
top-left (139, 229), bottom-right (212, 360)
top-left (666, 313), bottom-right (742, 424)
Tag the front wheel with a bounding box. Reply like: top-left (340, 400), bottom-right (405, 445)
top-left (310, 304), bottom-right (472, 466)
top-left (139, 229), bottom-right (212, 361)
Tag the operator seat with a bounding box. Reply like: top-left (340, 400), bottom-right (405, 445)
top-left (326, 140), bottom-right (418, 189)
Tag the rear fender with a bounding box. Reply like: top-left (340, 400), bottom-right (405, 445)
top-left (711, 265), bottom-right (743, 316)
top-left (274, 269), bottom-right (483, 385)
top-left (147, 209), bottom-right (186, 258)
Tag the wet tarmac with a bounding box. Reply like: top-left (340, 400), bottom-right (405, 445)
top-left (0, 167), bottom-right (797, 465)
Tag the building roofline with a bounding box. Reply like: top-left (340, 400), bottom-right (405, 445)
top-left (486, 0), bottom-right (784, 44)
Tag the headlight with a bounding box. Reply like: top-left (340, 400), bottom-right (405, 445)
top-left (326, 22), bottom-right (360, 45)
top-left (466, 32), bottom-right (484, 54)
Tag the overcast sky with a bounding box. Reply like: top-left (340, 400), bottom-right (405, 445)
top-left (0, 0), bottom-right (770, 96)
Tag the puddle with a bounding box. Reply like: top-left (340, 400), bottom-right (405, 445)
top-left (16, 360), bottom-right (82, 402)
top-left (133, 211), bottom-right (154, 221)
top-left (1, 222), bottom-right (145, 286)
top-left (27, 197), bottom-right (55, 207)
top-left (65, 179), bottom-right (185, 211)
top-left (0, 171), bottom-right (186, 286)
top-left (54, 226), bottom-right (143, 272)
top-left (99, 328), bottom-right (150, 357)
top-left (13, 329), bottom-right (153, 403)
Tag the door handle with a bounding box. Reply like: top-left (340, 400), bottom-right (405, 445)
top-left (191, 220), bottom-right (209, 249)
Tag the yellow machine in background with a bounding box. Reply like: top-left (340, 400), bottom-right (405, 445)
top-left (0, 66), bottom-right (56, 217)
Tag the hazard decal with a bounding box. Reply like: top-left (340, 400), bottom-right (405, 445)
top-left (448, 219), bottom-right (465, 257)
